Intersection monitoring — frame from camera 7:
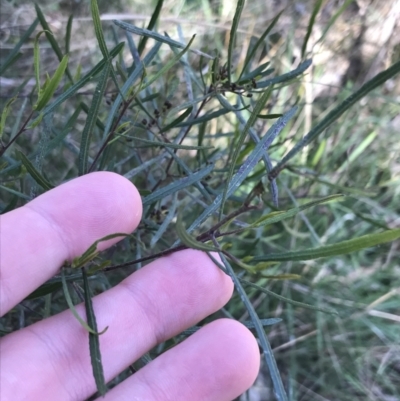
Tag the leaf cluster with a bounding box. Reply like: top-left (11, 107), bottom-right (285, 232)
top-left (1, 1), bottom-right (400, 399)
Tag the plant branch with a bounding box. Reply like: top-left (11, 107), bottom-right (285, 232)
top-left (0, 110), bottom-right (34, 156)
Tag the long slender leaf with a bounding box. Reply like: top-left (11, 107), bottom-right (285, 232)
top-left (301, 0), bottom-right (324, 58)
top-left (16, 150), bottom-right (54, 191)
top-left (34, 3), bottom-right (73, 82)
top-left (90, 0), bottom-right (119, 91)
top-left (239, 64), bottom-right (274, 83)
top-left (235, 107), bottom-right (279, 206)
top-left (1, 196), bottom-right (18, 214)
top-left (82, 268), bottom-right (108, 396)
top-left (35, 55), bottom-right (69, 111)
top-left (0, 185), bottom-right (30, 200)
top-left (252, 228), bottom-right (400, 262)
top-left (0, 96), bottom-right (16, 141)
top-left (99, 42), bottom-right (162, 145)
top-left (219, 86), bottom-right (276, 217)
top-left (113, 20), bottom-right (213, 59)
top-left (183, 318), bottom-right (282, 335)
top-left (240, 278), bottom-right (338, 315)
top-left (160, 106), bottom-right (193, 133)
top-left (26, 282), bottom-right (62, 300)
top-left (248, 194), bottom-right (343, 229)
top-left (60, 268), bottom-right (105, 335)
top-left (90, 0), bottom-right (108, 58)
top-left (269, 59), bottom-right (400, 180)
top-left (43, 42), bottom-right (124, 117)
top-left (33, 31), bottom-right (42, 95)
top-left (119, 134), bottom-right (213, 150)
top-left (215, 94), bottom-right (250, 113)
top-left (227, 0), bottom-right (245, 80)
top-left (183, 107), bottom-right (297, 236)
top-left (65, 15), bottom-right (73, 54)
top-left (114, 20), bottom-right (186, 48)
top-left (138, 0), bottom-right (164, 55)
top-left (176, 212), bottom-right (219, 252)
top-left (72, 233), bottom-right (128, 269)
top-left (34, 3), bottom-right (63, 61)
top-left (238, 10), bottom-right (283, 80)
top-left (209, 252), bottom-right (288, 401)
top-left (78, 60), bottom-right (111, 175)
top-left (257, 59), bottom-right (312, 88)
top-left (0, 18), bottom-right (39, 75)
top-left (150, 193), bottom-right (179, 247)
top-left (143, 163), bottom-right (214, 206)
top-left (141, 35), bottom-right (196, 91)
top-left (176, 108), bottom-right (230, 128)
top-left (317, 0), bottom-right (355, 45)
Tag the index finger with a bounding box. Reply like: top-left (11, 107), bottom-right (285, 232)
top-left (0, 172), bottom-right (142, 316)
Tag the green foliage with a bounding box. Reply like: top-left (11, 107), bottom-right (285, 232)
top-left (1, 1), bottom-right (399, 400)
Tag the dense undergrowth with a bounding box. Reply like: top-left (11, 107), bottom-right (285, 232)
top-left (1, 1), bottom-right (399, 400)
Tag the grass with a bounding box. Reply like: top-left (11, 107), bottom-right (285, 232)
top-left (1, 0), bottom-right (399, 400)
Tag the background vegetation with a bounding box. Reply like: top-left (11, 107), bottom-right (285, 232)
top-left (1, 0), bottom-right (399, 400)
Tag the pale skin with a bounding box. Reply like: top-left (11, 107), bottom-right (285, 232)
top-left (0, 172), bottom-right (260, 401)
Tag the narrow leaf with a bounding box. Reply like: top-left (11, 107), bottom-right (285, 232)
top-left (184, 318), bottom-right (282, 335)
top-left (0, 96), bottom-right (17, 141)
top-left (176, 108), bottom-right (230, 128)
top-left (234, 108), bottom-right (279, 206)
top-left (269, 59), bottom-right (400, 180)
top-left (16, 150), bottom-right (54, 191)
top-left (120, 134), bottom-right (213, 150)
top-left (317, 0), bottom-right (355, 45)
top-left (211, 252), bottom-right (289, 401)
top-left (35, 3), bottom-right (63, 60)
top-left (185, 107), bottom-right (297, 235)
top-left (239, 10), bottom-right (283, 80)
top-left (90, 0), bottom-right (120, 90)
top-left (34, 3), bottom-right (73, 81)
top-left (26, 282), bottom-right (62, 300)
top-left (216, 94), bottom-right (250, 112)
top-left (141, 35), bottom-right (196, 91)
top-left (239, 62), bottom-right (273, 83)
top-left (143, 163), bottom-right (214, 206)
top-left (35, 55), bottom-right (69, 111)
top-left (82, 268), bottom-right (108, 396)
top-left (113, 20), bottom-right (213, 58)
top-left (138, 0), bottom-right (164, 55)
top-left (0, 185), bottom-right (30, 200)
top-left (61, 268), bottom-right (105, 335)
top-left (227, 0), bottom-right (245, 80)
top-left (160, 106), bottom-right (193, 133)
top-left (0, 53), bottom-right (22, 75)
top-left (257, 59), bottom-right (312, 88)
top-left (249, 194), bottom-right (343, 229)
top-left (78, 60), bottom-right (111, 175)
top-left (176, 213), bottom-right (219, 252)
top-left (71, 233), bottom-right (128, 269)
top-left (220, 86), bottom-right (275, 216)
top-left (33, 32), bottom-right (42, 95)
top-left (90, 0), bottom-right (108, 58)
top-left (241, 278), bottom-right (338, 315)
top-left (252, 228), bottom-right (400, 262)
top-left (43, 43), bottom-right (124, 117)
top-left (0, 18), bottom-right (38, 75)
top-left (99, 42), bottom-right (162, 146)
top-left (257, 113), bottom-right (282, 119)
top-left (301, 0), bottom-right (324, 58)
top-left (65, 15), bottom-right (73, 54)
top-left (1, 196), bottom-right (18, 214)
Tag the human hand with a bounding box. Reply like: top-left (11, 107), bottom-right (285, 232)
top-left (0, 172), bottom-right (260, 401)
